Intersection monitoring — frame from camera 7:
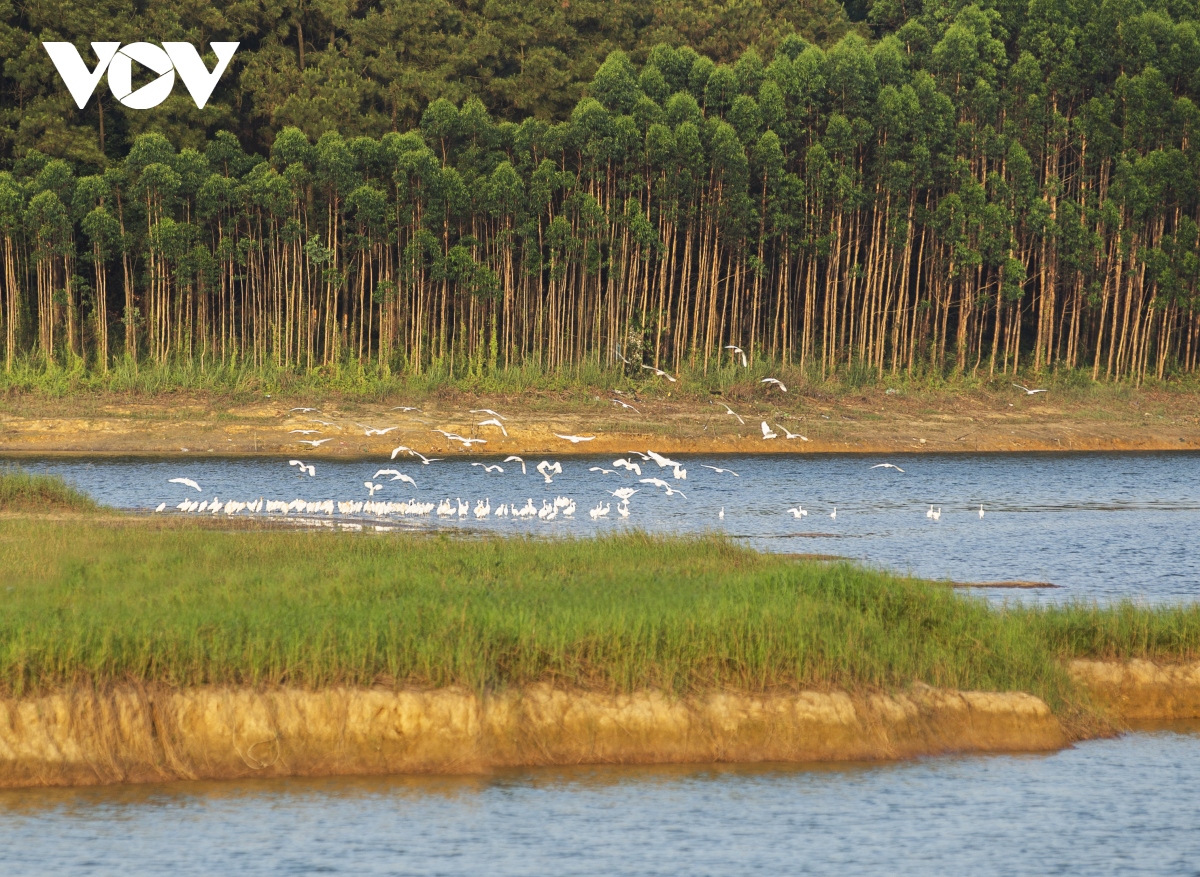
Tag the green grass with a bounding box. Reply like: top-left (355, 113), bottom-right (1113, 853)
top-left (2, 518), bottom-right (1199, 727)
top-left (0, 468), bottom-right (99, 513)
top-left (3, 351), bottom-right (1198, 406)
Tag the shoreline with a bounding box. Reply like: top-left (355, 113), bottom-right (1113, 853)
top-left (2, 661), bottom-right (1198, 789)
top-left (2, 389), bottom-right (1199, 457)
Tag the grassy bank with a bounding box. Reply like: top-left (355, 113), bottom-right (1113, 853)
top-left (0, 467), bottom-right (98, 513)
top-left (2, 514), bottom-right (1199, 728)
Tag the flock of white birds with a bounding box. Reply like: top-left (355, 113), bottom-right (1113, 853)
top-left (155, 396), bottom-right (989, 526)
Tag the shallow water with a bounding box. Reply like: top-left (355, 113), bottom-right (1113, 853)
top-left (9, 451), bottom-right (1200, 602)
top-left (2, 725), bottom-right (1199, 876)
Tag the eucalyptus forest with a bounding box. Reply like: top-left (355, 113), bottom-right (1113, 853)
top-left (1, 0), bottom-right (1198, 384)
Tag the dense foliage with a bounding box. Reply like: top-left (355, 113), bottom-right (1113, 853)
top-left (1, 0), bottom-right (1198, 383)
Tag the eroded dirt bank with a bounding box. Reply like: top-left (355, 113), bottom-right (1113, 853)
top-left (2, 388), bottom-right (1199, 457)
top-left (0, 684), bottom-right (1066, 789)
top-left (4, 662), bottom-right (1196, 789)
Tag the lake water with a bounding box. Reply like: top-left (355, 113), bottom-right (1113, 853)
top-left (2, 723), bottom-right (1199, 876)
top-left (9, 450), bottom-right (1200, 602)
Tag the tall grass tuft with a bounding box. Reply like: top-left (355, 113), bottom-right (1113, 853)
top-left (0, 468), bottom-right (99, 513)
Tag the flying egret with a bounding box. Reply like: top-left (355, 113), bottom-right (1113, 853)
top-left (646, 451), bottom-right (680, 469)
top-left (364, 481), bottom-right (383, 497)
top-left (870, 463), bottom-right (905, 473)
top-left (554, 433), bottom-right (595, 443)
top-left (641, 364), bottom-right (677, 382)
top-left (1013, 383), bottom-right (1048, 395)
top-left (761, 377), bottom-right (788, 392)
top-left (613, 459), bottom-right (642, 476)
top-left (168, 477), bottom-right (202, 492)
top-left (390, 445), bottom-right (410, 460)
top-left (611, 398), bottom-right (640, 413)
top-left (289, 429), bottom-right (318, 435)
top-left (298, 438), bottom-right (332, 447)
top-left (434, 430), bottom-right (486, 447)
top-left (671, 465), bottom-right (686, 480)
top-left (408, 450), bottom-right (442, 464)
top-left (640, 477), bottom-right (668, 489)
top-left (779, 425), bottom-right (808, 441)
top-left (309, 419), bottom-right (338, 427)
top-left (504, 455), bottom-right (527, 474)
top-left (979, 504), bottom-right (985, 519)
top-left (724, 344), bottom-right (748, 367)
top-left (470, 408), bottom-right (508, 420)
top-left (471, 462), bottom-right (505, 474)
top-left (536, 460), bottom-right (562, 483)
top-left (390, 406), bottom-right (419, 412)
top-left (719, 402), bottom-right (745, 425)
top-left (289, 407), bottom-right (318, 413)
top-left (611, 487), bottom-right (639, 501)
top-left (701, 465), bottom-right (739, 477)
top-left (478, 418), bottom-right (508, 436)
top-left (590, 467), bottom-right (617, 474)
top-left (364, 426), bottom-right (399, 436)
top-left (626, 451), bottom-right (651, 460)
top-left (761, 421), bottom-right (778, 440)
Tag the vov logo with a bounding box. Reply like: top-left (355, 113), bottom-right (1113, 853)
top-left (42, 42), bottom-right (240, 110)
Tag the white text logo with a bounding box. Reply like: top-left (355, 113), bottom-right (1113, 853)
top-left (42, 42), bottom-right (240, 110)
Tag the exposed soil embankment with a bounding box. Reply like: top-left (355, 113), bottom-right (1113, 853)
top-left (1069, 660), bottom-right (1200, 720)
top-left (2, 389), bottom-right (1198, 457)
top-left (3, 661), bottom-right (1196, 789)
top-left (0, 684), bottom-right (1065, 788)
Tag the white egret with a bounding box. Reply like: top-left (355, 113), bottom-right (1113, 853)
top-left (719, 402), bottom-right (745, 425)
top-left (761, 377), bottom-right (788, 392)
top-left (613, 459), bottom-right (642, 475)
top-left (761, 421), bottom-right (778, 440)
top-left (724, 344), bottom-right (748, 367)
top-left (364, 426), bottom-right (399, 436)
top-left (646, 451), bottom-right (680, 469)
top-left (554, 433), bottom-right (595, 443)
top-left (289, 407), bottom-right (317, 413)
top-left (408, 450), bottom-right (442, 464)
top-left (701, 465), bottom-right (739, 477)
top-left (390, 406), bottom-right (419, 412)
top-left (870, 463), bottom-right (904, 473)
top-left (779, 425), bottom-right (809, 441)
top-left (289, 429), bottom-right (318, 435)
top-left (718, 507), bottom-right (725, 520)
top-left (626, 451), bottom-right (651, 460)
top-left (611, 487), bottom-right (639, 501)
top-left (457, 498), bottom-right (469, 517)
top-left (474, 498), bottom-right (491, 518)
top-left (168, 477), bottom-right (202, 492)
top-left (787, 507), bottom-right (808, 518)
top-left (640, 477), bottom-right (669, 489)
top-left (390, 445), bottom-right (410, 460)
top-left (589, 502), bottom-right (610, 520)
top-left (1013, 383), bottom-right (1048, 395)
top-left (298, 438), bottom-right (332, 447)
top-left (372, 468), bottom-right (402, 480)
top-left (932, 507), bottom-right (942, 520)
top-left (979, 504), bottom-right (985, 519)
top-left (470, 408), bottom-right (507, 420)
top-left (641, 364), bottom-right (677, 382)
top-left (611, 399), bottom-right (640, 413)
top-left (364, 481), bottom-right (383, 497)
top-left (471, 462), bottom-right (505, 474)
top-left (504, 455), bottom-right (527, 474)
top-left (536, 460), bottom-right (562, 483)
top-left (154, 502), bottom-right (167, 513)
top-left (616, 502), bottom-right (630, 518)
top-left (926, 505), bottom-right (935, 519)
top-left (478, 418), bottom-right (508, 436)
top-left (437, 499), bottom-right (454, 516)
top-left (671, 466), bottom-right (686, 480)
top-left (590, 467), bottom-right (617, 474)
top-left (830, 506), bottom-right (837, 520)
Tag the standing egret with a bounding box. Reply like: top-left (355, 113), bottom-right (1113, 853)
top-left (719, 507), bottom-right (724, 519)
top-left (979, 504), bottom-right (985, 519)
top-left (830, 506), bottom-right (837, 520)
top-left (787, 506), bottom-right (808, 518)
